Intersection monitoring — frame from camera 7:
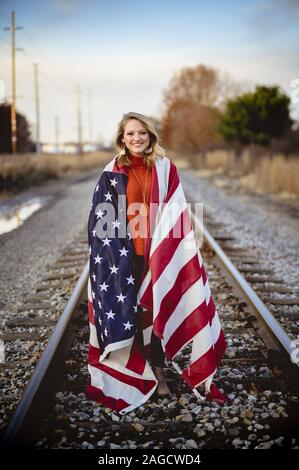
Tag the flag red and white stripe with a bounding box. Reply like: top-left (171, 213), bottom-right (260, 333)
top-left (86, 155), bottom-right (226, 413)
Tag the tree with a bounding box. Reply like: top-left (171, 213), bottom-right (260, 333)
top-left (0, 103), bottom-right (34, 153)
top-left (218, 85), bottom-right (293, 146)
top-left (161, 64), bottom-right (240, 152)
top-left (162, 99), bottom-right (222, 152)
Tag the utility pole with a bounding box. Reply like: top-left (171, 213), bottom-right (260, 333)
top-left (33, 63), bottom-right (41, 153)
top-left (0, 14), bottom-right (6, 102)
top-left (88, 87), bottom-right (93, 150)
top-left (76, 83), bottom-right (83, 155)
top-left (3, 11), bottom-right (22, 154)
top-left (11, 11), bottom-right (17, 154)
top-left (54, 115), bottom-right (59, 153)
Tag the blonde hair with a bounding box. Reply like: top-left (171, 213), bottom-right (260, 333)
top-left (114, 111), bottom-right (165, 169)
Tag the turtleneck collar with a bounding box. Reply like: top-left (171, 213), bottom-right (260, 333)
top-left (128, 153), bottom-right (146, 167)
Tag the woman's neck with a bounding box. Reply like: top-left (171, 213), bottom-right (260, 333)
top-left (129, 152), bottom-right (144, 158)
top-left (128, 152), bottom-right (146, 167)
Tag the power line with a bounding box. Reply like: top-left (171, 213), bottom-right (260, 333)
top-left (1, 9), bottom-right (91, 148)
top-left (20, 28), bottom-right (53, 68)
top-left (18, 47), bottom-right (73, 97)
top-left (19, 28), bottom-right (75, 96)
top-left (17, 43), bottom-right (72, 95)
top-left (0, 9), bottom-right (11, 22)
top-left (3, 10), bottom-right (23, 153)
top-left (2, 19), bottom-right (75, 97)
top-left (0, 35), bottom-right (10, 49)
top-left (39, 68), bottom-right (73, 95)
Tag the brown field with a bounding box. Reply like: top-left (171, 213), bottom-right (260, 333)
top-left (172, 149), bottom-right (299, 198)
top-left (0, 151), bottom-right (113, 195)
top-left (1, 149), bottom-right (299, 199)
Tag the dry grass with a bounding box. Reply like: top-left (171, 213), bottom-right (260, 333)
top-left (255, 154), bottom-right (299, 196)
top-left (205, 150), bottom-right (235, 172)
top-left (0, 151), bottom-right (113, 193)
top-left (176, 148), bottom-right (299, 198)
top-left (2, 149), bottom-right (298, 198)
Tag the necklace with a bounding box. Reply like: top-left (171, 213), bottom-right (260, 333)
top-left (131, 166), bottom-right (149, 211)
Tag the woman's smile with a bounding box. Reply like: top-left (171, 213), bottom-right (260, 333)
top-left (123, 118), bottom-right (150, 155)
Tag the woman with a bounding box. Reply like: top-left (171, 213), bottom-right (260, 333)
top-left (86, 112), bottom-right (226, 414)
top-left (117, 112), bottom-right (171, 395)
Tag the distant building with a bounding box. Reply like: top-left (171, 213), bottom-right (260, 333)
top-left (41, 142), bottom-right (102, 154)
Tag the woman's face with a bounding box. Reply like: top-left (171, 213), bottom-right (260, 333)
top-left (122, 119), bottom-right (150, 157)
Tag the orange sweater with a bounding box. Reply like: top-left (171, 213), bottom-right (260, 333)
top-left (126, 154), bottom-right (152, 256)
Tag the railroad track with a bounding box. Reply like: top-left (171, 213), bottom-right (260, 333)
top-left (0, 230), bottom-right (89, 444)
top-left (1, 189), bottom-right (298, 449)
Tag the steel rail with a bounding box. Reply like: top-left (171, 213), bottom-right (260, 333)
top-left (1, 262), bottom-right (89, 447)
top-left (190, 209), bottom-right (294, 360)
top-left (2, 200), bottom-right (297, 447)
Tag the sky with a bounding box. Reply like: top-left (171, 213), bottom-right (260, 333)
top-left (0, 0), bottom-right (299, 146)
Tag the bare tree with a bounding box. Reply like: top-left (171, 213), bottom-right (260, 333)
top-left (161, 64), bottom-right (241, 152)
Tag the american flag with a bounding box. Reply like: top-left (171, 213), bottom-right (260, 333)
top-left (86, 156), bottom-right (226, 414)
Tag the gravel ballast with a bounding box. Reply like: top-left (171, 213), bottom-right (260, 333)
top-left (0, 171), bottom-right (100, 314)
